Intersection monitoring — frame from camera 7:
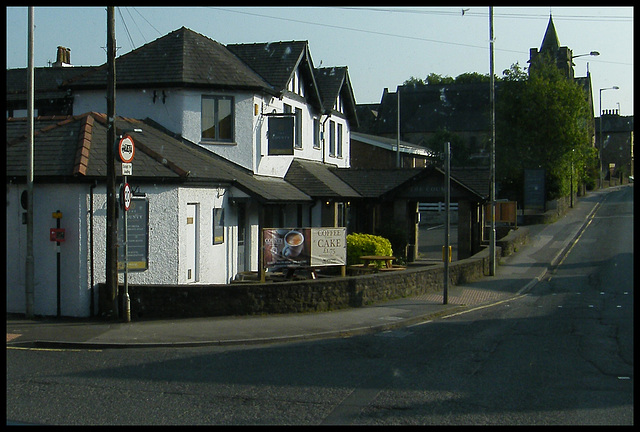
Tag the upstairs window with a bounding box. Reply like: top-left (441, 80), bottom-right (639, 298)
top-left (202, 95), bottom-right (234, 142)
top-left (313, 117), bottom-right (321, 149)
top-left (337, 123), bottom-right (343, 158)
top-left (329, 120), bottom-right (336, 156)
top-left (294, 108), bottom-right (302, 149)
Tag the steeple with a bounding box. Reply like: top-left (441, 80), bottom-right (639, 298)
top-left (528, 13), bottom-right (574, 79)
top-left (540, 14), bottom-right (560, 54)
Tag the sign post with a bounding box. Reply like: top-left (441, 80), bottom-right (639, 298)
top-left (118, 135), bottom-right (135, 322)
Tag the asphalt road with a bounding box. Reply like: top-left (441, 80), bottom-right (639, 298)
top-left (6, 187), bottom-right (633, 425)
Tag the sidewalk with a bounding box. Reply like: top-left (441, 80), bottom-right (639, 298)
top-left (6, 189), bottom-right (609, 350)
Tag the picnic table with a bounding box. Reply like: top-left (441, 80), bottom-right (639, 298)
top-left (359, 255), bottom-right (396, 269)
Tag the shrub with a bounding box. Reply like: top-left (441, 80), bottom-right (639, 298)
top-left (346, 233), bottom-right (393, 267)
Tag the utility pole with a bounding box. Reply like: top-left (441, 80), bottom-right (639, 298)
top-left (25, 7), bottom-right (35, 318)
top-left (443, 141), bottom-right (450, 305)
top-left (106, 6), bottom-right (119, 318)
top-left (489, 6), bottom-right (496, 276)
top-left (396, 86), bottom-right (401, 168)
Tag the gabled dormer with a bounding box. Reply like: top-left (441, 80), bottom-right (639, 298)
top-left (227, 40), bottom-right (323, 112)
top-left (314, 66), bottom-right (358, 128)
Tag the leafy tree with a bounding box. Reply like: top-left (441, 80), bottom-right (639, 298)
top-left (403, 76), bottom-right (426, 87)
top-left (495, 59), bottom-right (594, 201)
top-left (425, 129), bottom-right (487, 168)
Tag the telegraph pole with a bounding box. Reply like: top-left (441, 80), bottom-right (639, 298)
top-left (443, 141), bottom-right (450, 305)
top-left (396, 86), bottom-right (401, 167)
top-left (489, 6), bottom-right (497, 276)
top-left (105, 6), bottom-right (119, 318)
top-left (25, 7), bottom-right (35, 318)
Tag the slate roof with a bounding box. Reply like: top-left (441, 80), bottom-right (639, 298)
top-left (5, 113), bottom-right (311, 203)
top-left (63, 27), bottom-right (275, 94)
top-left (332, 166), bottom-right (487, 202)
top-left (314, 66), bottom-right (359, 126)
top-left (331, 168), bottom-right (424, 199)
top-left (227, 40), bottom-right (323, 110)
top-left (374, 83), bottom-right (492, 136)
top-left (451, 167), bottom-right (490, 199)
top-left (285, 159), bottom-right (360, 199)
top-left (6, 66), bottom-right (96, 102)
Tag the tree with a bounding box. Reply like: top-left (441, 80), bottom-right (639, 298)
top-left (495, 60), bottom-right (594, 202)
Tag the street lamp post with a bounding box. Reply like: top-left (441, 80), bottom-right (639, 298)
top-left (599, 86), bottom-right (620, 187)
top-left (572, 51), bottom-right (600, 59)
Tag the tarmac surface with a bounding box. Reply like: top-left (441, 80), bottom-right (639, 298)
top-left (6, 188), bottom-right (612, 350)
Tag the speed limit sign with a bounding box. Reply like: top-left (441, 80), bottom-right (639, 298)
top-left (122, 183), bottom-right (132, 211)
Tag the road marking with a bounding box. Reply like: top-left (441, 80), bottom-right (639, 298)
top-left (7, 346), bottom-right (102, 352)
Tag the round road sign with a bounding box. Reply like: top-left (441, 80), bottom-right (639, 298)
top-left (122, 183), bottom-right (132, 211)
top-left (118, 135), bottom-right (135, 163)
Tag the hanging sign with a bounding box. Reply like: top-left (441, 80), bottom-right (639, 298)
top-left (118, 135), bottom-right (135, 163)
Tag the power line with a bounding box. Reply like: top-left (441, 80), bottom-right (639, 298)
top-left (210, 7), bottom-right (515, 54)
top-left (210, 6), bottom-right (632, 63)
top-left (339, 6), bottom-right (633, 22)
top-left (117, 7), bottom-right (136, 51)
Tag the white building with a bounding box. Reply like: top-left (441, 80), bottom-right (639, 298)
top-left (6, 28), bottom-right (360, 317)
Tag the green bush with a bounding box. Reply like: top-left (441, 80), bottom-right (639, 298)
top-left (346, 233), bottom-right (393, 267)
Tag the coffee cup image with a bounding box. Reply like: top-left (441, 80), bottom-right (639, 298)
top-left (283, 230), bottom-right (304, 258)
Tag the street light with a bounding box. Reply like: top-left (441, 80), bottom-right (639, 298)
top-left (599, 86), bottom-right (620, 187)
top-left (573, 51), bottom-right (600, 59)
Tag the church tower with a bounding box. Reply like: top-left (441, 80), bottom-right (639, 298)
top-left (528, 14), bottom-right (575, 79)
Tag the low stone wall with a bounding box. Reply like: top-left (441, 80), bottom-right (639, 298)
top-left (102, 228), bottom-right (529, 320)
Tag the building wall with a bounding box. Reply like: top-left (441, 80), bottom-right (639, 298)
top-left (7, 181), bottom-right (240, 317)
top-left (72, 87), bottom-right (351, 179)
top-left (6, 183), bottom-right (90, 317)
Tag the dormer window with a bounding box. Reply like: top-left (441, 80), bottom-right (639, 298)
top-left (333, 93), bottom-right (344, 114)
top-left (288, 69), bottom-right (304, 97)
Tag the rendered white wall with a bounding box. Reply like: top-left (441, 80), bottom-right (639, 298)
top-left (6, 181), bottom-right (239, 317)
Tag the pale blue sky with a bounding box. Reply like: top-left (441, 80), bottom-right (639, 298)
top-left (6, 6), bottom-right (634, 116)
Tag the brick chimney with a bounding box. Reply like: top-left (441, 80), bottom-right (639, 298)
top-left (53, 46), bottom-right (71, 67)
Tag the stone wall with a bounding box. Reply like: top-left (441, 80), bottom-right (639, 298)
top-left (103, 229), bottom-right (529, 320)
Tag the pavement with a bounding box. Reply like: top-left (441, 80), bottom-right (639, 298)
top-left (6, 188), bottom-right (614, 350)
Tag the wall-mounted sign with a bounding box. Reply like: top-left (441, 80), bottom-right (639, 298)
top-left (49, 228), bottom-right (65, 242)
top-left (267, 116), bottom-right (294, 155)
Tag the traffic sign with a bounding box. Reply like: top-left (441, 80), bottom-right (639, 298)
top-left (118, 135), bottom-right (135, 163)
top-left (122, 183), bottom-right (132, 211)
top-left (122, 162), bottom-right (132, 176)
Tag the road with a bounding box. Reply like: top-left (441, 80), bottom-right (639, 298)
top-left (6, 186), bottom-right (633, 425)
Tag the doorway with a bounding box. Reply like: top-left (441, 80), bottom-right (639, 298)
top-left (186, 203), bottom-right (198, 282)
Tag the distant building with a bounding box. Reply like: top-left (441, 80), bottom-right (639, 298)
top-left (596, 111), bottom-right (634, 181)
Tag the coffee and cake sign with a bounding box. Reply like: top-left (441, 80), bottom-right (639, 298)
top-left (262, 227), bottom-right (346, 268)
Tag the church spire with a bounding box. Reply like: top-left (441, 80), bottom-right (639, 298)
top-left (540, 14), bottom-right (560, 53)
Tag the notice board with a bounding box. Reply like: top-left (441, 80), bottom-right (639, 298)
top-left (524, 169), bottom-right (545, 211)
top-left (118, 196), bottom-right (149, 271)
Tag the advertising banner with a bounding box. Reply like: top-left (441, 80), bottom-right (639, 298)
top-left (263, 227), bottom-right (346, 269)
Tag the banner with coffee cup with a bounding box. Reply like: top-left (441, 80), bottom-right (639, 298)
top-left (263, 227), bottom-right (346, 269)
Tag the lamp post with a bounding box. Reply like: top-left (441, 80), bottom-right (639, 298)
top-left (599, 86), bottom-right (620, 187)
top-left (572, 51), bottom-right (600, 59)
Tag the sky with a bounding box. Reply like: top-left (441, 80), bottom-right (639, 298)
top-left (5, 6), bottom-right (634, 116)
